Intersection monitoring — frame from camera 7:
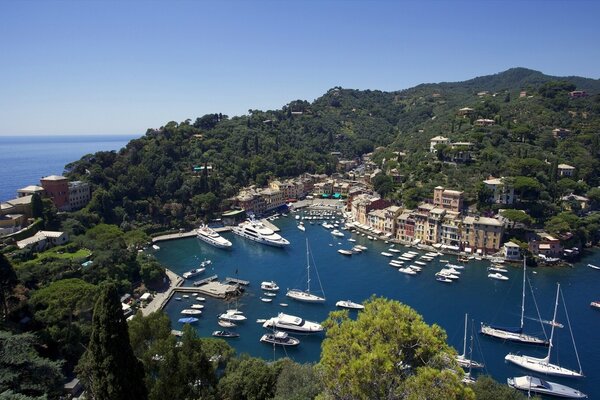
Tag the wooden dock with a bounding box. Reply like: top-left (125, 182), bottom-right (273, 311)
top-left (224, 277), bottom-right (250, 286)
top-left (192, 275), bottom-right (218, 287)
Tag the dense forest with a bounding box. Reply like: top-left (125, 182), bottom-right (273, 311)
top-left (2, 67), bottom-right (599, 398)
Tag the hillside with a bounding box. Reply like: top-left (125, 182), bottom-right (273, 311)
top-left (65, 68), bottom-right (600, 233)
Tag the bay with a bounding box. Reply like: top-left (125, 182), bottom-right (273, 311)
top-left (0, 134), bottom-right (138, 202)
top-left (157, 215), bottom-right (600, 398)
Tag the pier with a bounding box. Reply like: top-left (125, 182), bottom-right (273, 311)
top-left (224, 277), bottom-right (250, 286)
top-left (192, 275), bottom-right (219, 286)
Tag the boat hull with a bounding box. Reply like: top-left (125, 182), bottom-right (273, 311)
top-left (480, 324), bottom-right (549, 346)
top-left (232, 228), bottom-right (289, 247)
top-left (286, 290), bottom-right (325, 303)
top-left (507, 376), bottom-right (587, 399)
top-left (505, 354), bottom-right (584, 378)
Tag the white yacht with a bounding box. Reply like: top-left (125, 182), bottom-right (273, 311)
top-left (196, 225), bottom-right (232, 248)
top-left (232, 220), bottom-right (290, 247)
top-left (331, 229), bottom-right (344, 237)
top-left (262, 312), bottom-right (324, 333)
top-left (505, 284), bottom-right (584, 378)
top-left (182, 267), bottom-right (205, 279)
top-left (507, 376), bottom-right (587, 398)
top-left (286, 239), bottom-right (326, 303)
top-left (219, 311), bottom-right (247, 322)
top-left (335, 300), bottom-right (364, 310)
top-left (488, 272), bottom-right (509, 281)
top-left (261, 281), bottom-right (279, 291)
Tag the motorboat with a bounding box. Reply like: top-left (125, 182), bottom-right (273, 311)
top-left (256, 319), bottom-right (267, 324)
top-left (356, 245), bottom-right (367, 251)
top-left (218, 319), bottom-right (236, 328)
top-left (286, 239), bottom-right (326, 303)
top-left (446, 263), bottom-right (464, 270)
top-left (398, 267), bottom-right (417, 275)
top-left (389, 248), bottom-right (401, 253)
top-left (261, 281), bottom-right (280, 291)
top-left (338, 249), bottom-right (353, 256)
top-left (195, 297), bottom-right (206, 302)
top-left (260, 331), bottom-right (300, 346)
top-left (352, 246), bottom-right (363, 253)
top-left (263, 292), bottom-right (277, 297)
top-left (152, 244), bottom-right (160, 250)
top-left (219, 311), bottom-right (247, 322)
top-left (190, 304), bottom-right (204, 309)
top-left (507, 376), bottom-right (587, 399)
top-left (297, 223), bottom-right (305, 231)
top-left (182, 267), bottom-right (206, 279)
top-left (348, 238), bottom-right (356, 242)
top-left (180, 309), bottom-right (202, 315)
top-left (260, 297), bottom-right (273, 303)
top-left (212, 330), bottom-right (239, 338)
top-left (591, 301), bottom-right (600, 310)
top-left (481, 259), bottom-right (549, 346)
top-left (196, 225), bottom-right (232, 248)
top-left (408, 265), bottom-right (422, 272)
top-left (414, 261), bottom-right (426, 266)
top-left (380, 252), bottom-right (393, 257)
top-left (279, 303), bottom-right (288, 307)
top-left (177, 317), bottom-right (199, 323)
top-left (505, 284), bottom-right (584, 378)
top-left (232, 220), bottom-right (290, 247)
top-left (587, 263), bottom-right (600, 270)
top-left (335, 300), bottom-right (365, 310)
top-left (436, 271), bottom-right (459, 280)
top-left (331, 229), bottom-right (344, 237)
top-left (262, 312), bottom-right (324, 333)
top-left (488, 272), bottom-right (509, 281)
top-left (389, 260), bottom-right (404, 267)
top-left (456, 313), bottom-right (485, 369)
top-left (488, 266), bottom-right (508, 273)
top-left (182, 295), bottom-right (189, 299)
top-left (436, 276), bottom-right (453, 283)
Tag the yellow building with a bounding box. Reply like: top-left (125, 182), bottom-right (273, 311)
top-left (461, 216), bottom-right (504, 253)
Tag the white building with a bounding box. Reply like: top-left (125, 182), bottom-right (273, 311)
top-left (68, 181), bottom-right (91, 211)
top-left (483, 177), bottom-right (514, 205)
top-left (503, 241), bottom-right (521, 261)
top-left (16, 231), bottom-right (69, 251)
top-left (429, 136), bottom-right (450, 153)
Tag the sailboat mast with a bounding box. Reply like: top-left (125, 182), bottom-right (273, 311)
top-left (545, 283), bottom-right (561, 362)
top-left (462, 313), bottom-right (468, 357)
top-left (520, 258), bottom-right (526, 330)
top-left (305, 238), bottom-right (310, 293)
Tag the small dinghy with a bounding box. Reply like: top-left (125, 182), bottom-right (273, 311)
top-left (212, 330), bottom-right (239, 338)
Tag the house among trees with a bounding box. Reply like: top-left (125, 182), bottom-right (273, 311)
top-left (483, 176), bottom-right (514, 205)
top-left (529, 232), bottom-right (563, 258)
top-left (552, 128), bottom-right (571, 139)
top-left (429, 136), bottom-right (449, 153)
top-left (569, 90), bottom-right (588, 98)
top-left (457, 107), bottom-right (475, 117)
top-left (558, 163), bottom-right (576, 177)
top-left (16, 230), bottom-right (69, 251)
top-left (560, 193), bottom-right (589, 211)
top-left (475, 118), bottom-right (495, 127)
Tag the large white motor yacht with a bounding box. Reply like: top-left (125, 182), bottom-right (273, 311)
top-left (262, 312), bottom-right (323, 333)
top-left (196, 225), bottom-right (232, 248)
top-left (232, 220), bottom-right (290, 247)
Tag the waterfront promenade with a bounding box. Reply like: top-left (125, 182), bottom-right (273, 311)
top-left (141, 268), bottom-right (183, 316)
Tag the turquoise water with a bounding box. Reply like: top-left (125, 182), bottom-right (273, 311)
top-left (156, 216), bottom-right (600, 397)
top-left (0, 135), bottom-right (138, 202)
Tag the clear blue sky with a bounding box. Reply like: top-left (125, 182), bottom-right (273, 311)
top-left (1, 0), bottom-right (599, 135)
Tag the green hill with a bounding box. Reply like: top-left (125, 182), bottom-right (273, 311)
top-left (65, 68), bottom-right (600, 235)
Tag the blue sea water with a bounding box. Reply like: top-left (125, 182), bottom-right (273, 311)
top-left (0, 135), bottom-right (139, 202)
top-left (157, 216), bottom-right (600, 398)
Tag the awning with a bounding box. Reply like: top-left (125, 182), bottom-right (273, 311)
top-left (383, 233), bottom-right (393, 237)
top-left (464, 247), bottom-right (472, 253)
top-left (373, 230), bottom-right (383, 235)
top-left (442, 244), bottom-right (460, 251)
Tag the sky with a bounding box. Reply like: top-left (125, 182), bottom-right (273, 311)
top-left (1, 0), bottom-right (599, 136)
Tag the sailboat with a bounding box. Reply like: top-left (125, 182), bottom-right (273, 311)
top-left (456, 313), bottom-right (484, 369)
top-left (286, 238), bottom-right (326, 303)
top-left (505, 283), bottom-right (584, 378)
top-left (462, 317), bottom-right (479, 384)
top-left (481, 259), bottom-right (549, 345)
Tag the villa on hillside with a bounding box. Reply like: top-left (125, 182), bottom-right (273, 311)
top-left (558, 163), bottom-right (576, 177)
top-left (483, 176), bottom-right (514, 205)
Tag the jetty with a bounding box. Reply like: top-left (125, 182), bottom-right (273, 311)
top-left (192, 275), bottom-right (218, 286)
top-left (152, 226), bottom-right (232, 243)
top-left (224, 277), bottom-right (250, 286)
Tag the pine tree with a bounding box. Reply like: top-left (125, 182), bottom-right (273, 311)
top-left (0, 254), bottom-right (18, 321)
top-left (78, 284), bottom-right (148, 400)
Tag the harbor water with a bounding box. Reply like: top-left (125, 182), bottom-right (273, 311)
top-left (156, 215), bottom-right (600, 398)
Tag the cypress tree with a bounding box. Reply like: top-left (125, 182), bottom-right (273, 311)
top-left (79, 284), bottom-right (148, 400)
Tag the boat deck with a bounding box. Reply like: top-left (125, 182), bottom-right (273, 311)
top-left (153, 227), bottom-right (232, 243)
top-left (259, 219), bottom-right (280, 232)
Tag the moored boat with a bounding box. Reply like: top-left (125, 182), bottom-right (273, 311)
top-left (260, 331), bottom-right (300, 346)
top-left (488, 272), bottom-right (509, 281)
top-left (177, 317), bottom-right (199, 323)
top-left (335, 300), bottom-right (364, 310)
top-left (338, 249), bottom-right (353, 256)
top-left (260, 297), bottom-right (273, 303)
top-left (212, 330), bottom-right (239, 338)
top-left (196, 225), bottom-right (232, 248)
top-left (507, 376), bottom-right (587, 399)
top-left (182, 267), bottom-right (206, 279)
top-left (232, 220), bottom-right (290, 247)
top-left (261, 281), bottom-right (280, 291)
top-left (262, 312), bottom-right (324, 333)
top-left (218, 319), bottom-right (236, 328)
top-left (180, 309), bottom-right (202, 315)
top-left (286, 239), bottom-right (326, 303)
top-left (381, 252), bottom-right (393, 257)
top-left (591, 301), bottom-right (600, 309)
top-left (398, 267), bottom-right (417, 275)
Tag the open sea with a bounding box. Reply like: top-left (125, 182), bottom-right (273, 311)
top-left (0, 135), bottom-right (138, 202)
top-left (2, 134), bottom-right (598, 397)
top-left (156, 217), bottom-right (600, 399)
